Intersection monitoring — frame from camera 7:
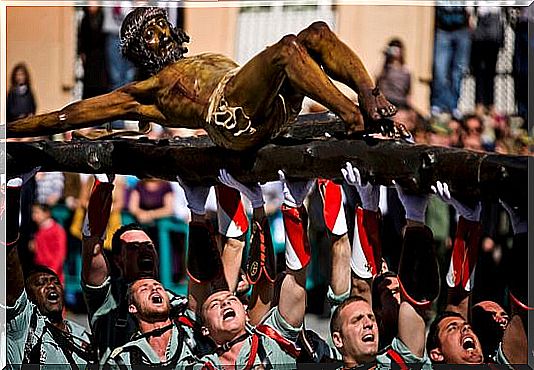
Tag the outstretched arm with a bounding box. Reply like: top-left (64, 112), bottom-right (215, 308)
top-left (277, 172), bottom-right (314, 328)
top-left (500, 200), bottom-right (528, 364)
top-left (217, 170), bottom-right (274, 324)
top-left (176, 176), bottom-right (216, 313)
top-left (341, 163), bottom-right (382, 304)
top-left (395, 183), bottom-right (439, 358)
top-left (214, 183), bottom-right (248, 293)
top-left (81, 174), bottom-right (115, 286)
top-left (432, 181), bottom-right (482, 320)
top-left (5, 169), bottom-right (40, 305)
top-left (247, 207), bottom-right (276, 325)
top-left (7, 77), bottom-right (166, 138)
top-left (6, 180), bottom-right (25, 306)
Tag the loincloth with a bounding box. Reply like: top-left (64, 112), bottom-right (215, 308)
top-left (205, 67), bottom-right (256, 137)
top-left (206, 67), bottom-right (292, 142)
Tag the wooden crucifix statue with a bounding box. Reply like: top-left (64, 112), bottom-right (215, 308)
top-left (7, 7), bottom-right (400, 151)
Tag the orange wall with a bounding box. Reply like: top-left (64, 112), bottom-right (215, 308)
top-left (7, 6), bottom-right (76, 114)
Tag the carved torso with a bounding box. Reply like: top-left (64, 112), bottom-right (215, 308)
top-left (155, 53), bottom-right (239, 129)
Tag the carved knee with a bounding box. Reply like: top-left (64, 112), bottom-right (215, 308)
top-left (276, 34), bottom-right (303, 64)
top-left (298, 21), bottom-right (333, 47)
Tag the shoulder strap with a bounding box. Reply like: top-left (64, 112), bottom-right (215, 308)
top-left (244, 333), bottom-right (260, 370)
top-left (176, 315), bottom-right (195, 329)
top-left (22, 306), bottom-right (42, 364)
top-left (45, 321), bottom-right (97, 364)
top-left (386, 348), bottom-right (409, 370)
top-left (118, 323), bottom-right (185, 369)
top-left (256, 324), bottom-right (300, 358)
top-left (255, 334), bottom-right (273, 370)
top-left (114, 282), bottom-right (129, 329)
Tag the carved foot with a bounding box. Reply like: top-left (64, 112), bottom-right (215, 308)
top-left (360, 87), bottom-right (397, 120)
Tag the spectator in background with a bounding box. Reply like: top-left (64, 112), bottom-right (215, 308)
top-left (431, 6), bottom-right (472, 120)
top-left (376, 38), bottom-right (416, 132)
top-left (509, 7), bottom-right (529, 125)
top-left (7, 63), bottom-right (36, 123)
top-left (35, 172), bottom-right (64, 207)
top-left (35, 171), bottom-right (64, 207)
top-left (462, 114), bottom-right (484, 151)
top-left (128, 178), bottom-right (175, 243)
top-left (447, 116), bottom-right (464, 148)
top-left (377, 38), bottom-right (411, 109)
top-left (78, 6), bottom-right (108, 99)
top-left (30, 203), bottom-right (68, 284)
top-left (471, 7), bottom-right (505, 117)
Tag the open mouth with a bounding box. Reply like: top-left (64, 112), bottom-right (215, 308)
top-left (362, 333), bottom-right (375, 343)
top-left (150, 293), bottom-right (163, 305)
top-left (462, 336), bottom-right (476, 351)
top-left (46, 290), bottom-right (60, 303)
top-left (223, 308), bottom-right (236, 321)
top-left (138, 257), bottom-right (154, 272)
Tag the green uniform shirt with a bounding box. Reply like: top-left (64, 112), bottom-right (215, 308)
top-left (7, 290), bottom-right (93, 366)
top-left (198, 307), bottom-right (300, 369)
top-left (328, 287), bottom-right (431, 369)
top-left (376, 337), bottom-right (432, 368)
top-left (82, 276), bottom-right (189, 359)
top-left (104, 323), bottom-right (198, 368)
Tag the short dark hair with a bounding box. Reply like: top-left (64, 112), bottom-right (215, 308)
top-left (426, 311), bottom-right (465, 358)
top-left (330, 296), bottom-right (369, 337)
top-left (462, 114), bottom-right (483, 132)
top-left (25, 265), bottom-right (60, 283)
top-left (126, 277), bottom-right (163, 307)
top-left (33, 203), bottom-right (51, 214)
top-left (111, 223), bottom-right (145, 256)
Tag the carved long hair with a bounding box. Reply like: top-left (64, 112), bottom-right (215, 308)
top-left (120, 7), bottom-right (190, 76)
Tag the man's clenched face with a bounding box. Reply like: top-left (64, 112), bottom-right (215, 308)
top-left (117, 230), bottom-right (159, 282)
top-left (201, 290), bottom-right (247, 345)
top-left (26, 272), bottom-right (64, 322)
top-left (430, 316), bottom-right (484, 364)
top-left (128, 278), bottom-right (170, 323)
top-left (332, 300), bottom-right (379, 364)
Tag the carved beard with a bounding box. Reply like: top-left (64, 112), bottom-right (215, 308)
top-left (140, 40), bottom-right (183, 75)
top-left (137, 26), bottom-right (189, 76)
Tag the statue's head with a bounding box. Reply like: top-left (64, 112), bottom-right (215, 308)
top-left (120, 7), bottom-right (190, 75)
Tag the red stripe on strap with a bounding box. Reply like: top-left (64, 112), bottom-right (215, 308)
top-left (397, 278), bottom-right (432, 310)
top-left (256, 325), bottom-right (300, 358)
top-left (202, 361), bottom-right (216, 370)
top-left (244, 333), bottom-right (259, 370)
top-left (177, 316), bottom-right (195, 328)
top-left (216, 185), bottom-right (249, 233)
top-left (510, 292), bottom-right (534, 311)
top-left (282, 205), bottom-right (310, 268)
top-left (387, 348), bottom-right (408, 370)
top-left (318, 179), bottom-right (343, 233)
top-left (356, 207), bottom-right (378, 276)
top-left (451, 237), bottom-right (465, 287)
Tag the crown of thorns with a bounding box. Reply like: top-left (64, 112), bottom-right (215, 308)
top-left (120, 7), bottom-right (168, 56)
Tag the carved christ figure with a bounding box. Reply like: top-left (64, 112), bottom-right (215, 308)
top-left (7, 7), bottom-right (398, 151)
